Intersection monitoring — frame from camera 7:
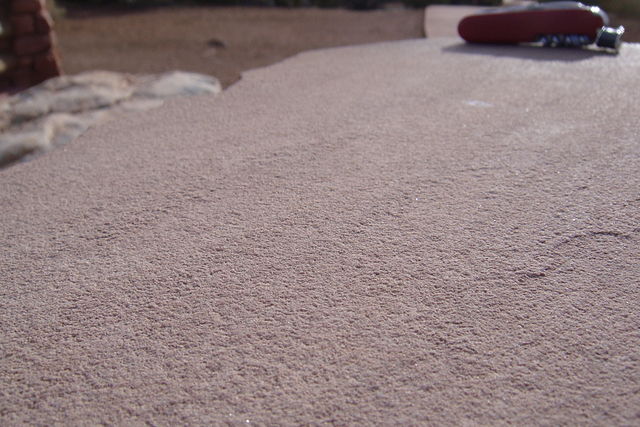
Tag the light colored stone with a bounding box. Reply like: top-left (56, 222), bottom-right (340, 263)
top-left (8, 92), bottom-right (51, 122)
top-left (0, 113), bottom-right (97, 165)
top-left (8, 74), bottom-right (133, 123)
top-left (42, 112), bottom-right (103, 150)
top-left (0, 70), bottom-right (222, 168)
top-left (0, 129), bottom-right (49, 166)
top-left (133, 71), bottom-right (222, 99)
top-left (41, 70), bottom-right (133, 92)
top-left (47, 85), bottom-right (133, 114)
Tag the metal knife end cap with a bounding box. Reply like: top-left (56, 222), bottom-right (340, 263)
top-left (595, 26), bottom-right (625, 50)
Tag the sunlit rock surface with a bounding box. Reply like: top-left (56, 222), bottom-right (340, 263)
top-left (1, 39), bottom-right (638, 425)
top-left (0, 71), bottom-right (221, 168)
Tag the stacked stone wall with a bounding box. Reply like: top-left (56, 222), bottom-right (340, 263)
top-left (0, 0), bottom-right (62, 92)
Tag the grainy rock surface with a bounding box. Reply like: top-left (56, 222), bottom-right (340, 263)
top-left (1, 39), bottom-right (639, 425)
top-left (0, 70), bottom-right (221, 167)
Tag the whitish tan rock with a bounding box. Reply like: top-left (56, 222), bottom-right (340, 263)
top-left (0, 113), bottom-right (100, 166)
top-left (133, 71), bottom-right (222, 99)
top-left (41, 71), bottom-right (134, 92)
top-left (0, 130), bottom-right (49, 166)
top-left (8, 78), bottom-right (133, 123)
top-left (0, 70), bottom-right (222, 168)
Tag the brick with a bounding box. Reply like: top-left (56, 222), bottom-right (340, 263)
top-left (0, 78), bottom-right (14, 94)
top-left (0, 18), bottom-right (11, 39)
top-left (0, 54), bottom-right (17, 73)
top-left (13, 33), bottom-right (50, 55)
top-left (33, 50), bottom-right (59, 79)
top-left (16, 54), bottom-right (33, 67)
top-left (31, 72), bottom-right (48, 86)
top-left (8, 65), bottom-right (34, 88)
top-left (34, 10), bottom-right (53, 33)
top-left (11, 0), bottom-right (45, 14)
top-left (11, 14), bottom-right (35, 36)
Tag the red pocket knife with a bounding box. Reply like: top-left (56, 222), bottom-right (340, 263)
top-left (458, 1), bottom-right (624, 51)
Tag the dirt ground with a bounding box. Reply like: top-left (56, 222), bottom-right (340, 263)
top-left (611, 14), bottom-right (640, 43)
top-left (53, 5), bottom-right (640, 88)
top-left (55, 6), bottom-right (425, 88)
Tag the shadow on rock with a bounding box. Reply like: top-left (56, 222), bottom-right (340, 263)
top-left (442, 42), bottom-right (619, 62)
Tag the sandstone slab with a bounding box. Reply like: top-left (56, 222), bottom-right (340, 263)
top-left (1, 39), bottom-right (638, 425)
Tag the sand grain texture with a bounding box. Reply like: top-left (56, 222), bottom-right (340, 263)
top-left (1, 39), bottom-right (639, 425)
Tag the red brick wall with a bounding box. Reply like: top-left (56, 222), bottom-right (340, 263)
top-left (0, 0), bottom-right (62, 93)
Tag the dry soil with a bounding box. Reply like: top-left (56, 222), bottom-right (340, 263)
top-left (55, 5), bottom-right (426, 87)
